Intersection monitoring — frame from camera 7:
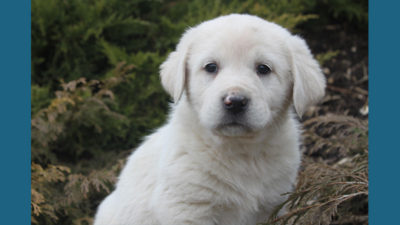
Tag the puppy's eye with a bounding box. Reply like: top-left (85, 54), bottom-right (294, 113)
top-left (204, 63), bottom-right (218, 74)
top-left (256, 64), bottom-right (271, 75)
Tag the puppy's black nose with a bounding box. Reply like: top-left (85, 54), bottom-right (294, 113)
top-left (223, 95), bottom-right (249, 114)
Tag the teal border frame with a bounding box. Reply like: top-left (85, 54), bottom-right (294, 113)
top-left (369, 0), bottom-right (399, 224)
top-left (0, 0), bottom-right (397, 224)
top-left (0, 0), bottom-right (31, 224)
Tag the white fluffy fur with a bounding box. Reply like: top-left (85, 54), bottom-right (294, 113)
top-left (94, 14), bottom-right (326, 225)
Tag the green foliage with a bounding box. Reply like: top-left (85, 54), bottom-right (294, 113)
top-left (303, 0), bottom-right (368, 31)
top-left (32, 0), bottom-right (163, 88)
top-left (31, 0), bottom-right (323, 90)
top-left (31, 163), bottom-right (70, 224)
top-left (31, 0), bottom-right (368, 224)
top-left (160, 0), bottom-right (318, 34)
top-left (321, 0), bottom-right (368, 24)
top-left (31, 72), bottom-right (128, 165)
top-left (31, 160), bottom-right (124, 225)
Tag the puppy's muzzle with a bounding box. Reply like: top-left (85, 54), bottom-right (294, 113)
top-left (223, 94), bottom-right (249, 114)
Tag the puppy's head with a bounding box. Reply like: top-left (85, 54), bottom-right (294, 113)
top-left (160, 14), bottom-right (325, 137)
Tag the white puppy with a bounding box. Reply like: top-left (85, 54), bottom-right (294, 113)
top-left (94, 14), bottom-right (325, 225)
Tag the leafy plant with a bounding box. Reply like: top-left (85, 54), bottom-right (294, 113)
top-left (31, 0), bottom-right (163, 88)
top-left (31, 163), bottom-right (70, 224)
top-left (31, 160), bottom-right (125, 225)
top-left (31, 66), bottom-right (129, 164)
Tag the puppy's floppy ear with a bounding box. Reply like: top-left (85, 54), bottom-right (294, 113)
top-left (160, 45), bottom-right (189, 103)
top-left (287, 35), bottom-right (326, 117)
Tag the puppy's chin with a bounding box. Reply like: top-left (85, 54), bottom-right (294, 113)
top-left (214, 123), bottom-right (253, 137)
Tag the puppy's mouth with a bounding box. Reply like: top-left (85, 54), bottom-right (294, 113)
top-left (218, 121), bottom-right (247, 128)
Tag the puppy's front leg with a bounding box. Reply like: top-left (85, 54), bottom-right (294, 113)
top-left (152, 181), bottom-right (218, 225)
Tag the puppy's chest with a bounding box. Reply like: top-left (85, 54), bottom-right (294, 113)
top-left (202, 154), bottom-right (290, 224)
top-left (206, 152), bottom-right (290, 206)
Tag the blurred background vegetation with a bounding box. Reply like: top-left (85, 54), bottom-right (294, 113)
top-left (31, 0), bottom-right (368, 224)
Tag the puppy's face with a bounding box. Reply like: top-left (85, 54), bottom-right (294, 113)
top-left (187, 28), bottom-right (291, 137)
top-left (161, 14), bottom-right (326, 137)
